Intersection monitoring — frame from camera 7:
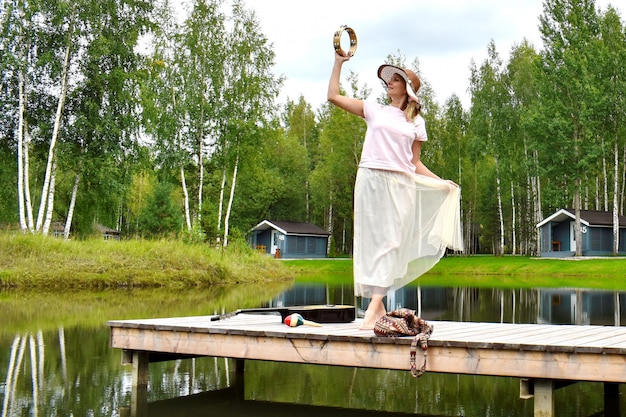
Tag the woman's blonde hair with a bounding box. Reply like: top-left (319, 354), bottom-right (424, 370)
top-left (404, 100), bottom-right (421, 122)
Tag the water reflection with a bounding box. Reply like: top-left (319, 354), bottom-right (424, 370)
top-left (268, 283), bottom-right (626, 327)
top-left (1, 283), bottom-right (625, 417)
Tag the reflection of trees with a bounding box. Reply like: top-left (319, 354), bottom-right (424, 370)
top-left (442, 287), bottom-right (540, 323)
top-left (0, 326), bottom-right (234, 417)
top-left (244, 360), bottom-right (603, 416)
top-left (2, 331), bottom-right (47, 417)
top-left (0, 282), bottom-right (292, 416)
top-left (451, 287), bottom-right (480, 321)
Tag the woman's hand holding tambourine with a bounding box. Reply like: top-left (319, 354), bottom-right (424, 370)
top-left (333, 25), bottom-right (357, 57)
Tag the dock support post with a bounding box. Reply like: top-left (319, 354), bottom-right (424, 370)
top-left (130, 351), bottom-right (149, 417)
top-left (533, 379), bottom-right (554, 417)
top-left (232, 359), bottom-right (245, 397)
top-left (604, 382), bottom-right (621, 417)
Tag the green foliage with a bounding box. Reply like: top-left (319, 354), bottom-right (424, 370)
top-left (138, 181), bottom-right (183, 237)
top-left (1, 0), bottom-right (624, 259)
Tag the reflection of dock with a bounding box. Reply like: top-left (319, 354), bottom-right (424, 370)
top-left (108, 314), bottom-right (626, 417)
top-left (124, 386), bottom-right (422, 417)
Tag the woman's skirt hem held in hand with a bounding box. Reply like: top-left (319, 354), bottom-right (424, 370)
top-left (353, 168), bottom-right (463, 298)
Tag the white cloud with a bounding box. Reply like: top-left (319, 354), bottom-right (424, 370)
top-left (177, 0), bottom-right (621, 111)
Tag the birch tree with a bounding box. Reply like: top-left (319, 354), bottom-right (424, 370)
top-left (218, 0), bottom-right (281, 247)
top-left (1, 0), bottom-right (39, 232)
top-left (283, 96), bottom-right (320, 222)
top-left (311, 72), bottom-right (368, 255)
top-left (468, 41), bottom-right (510, 255)
top-left (595, 6), bottom-right (626, 254)
top-left (141, 0), bottom-right (193, 230)
top-left (177, 0), bottom-right (227, 233)
top-left (507, 40), bottom-right (543, 255)
top-left (538, 0), bottom-right (601, 256)
top-left (440, 95), bottom-right (469, 252)
top-left (60, 0), bottom-right (152, 237)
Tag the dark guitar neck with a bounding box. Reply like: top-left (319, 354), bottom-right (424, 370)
top-left (211, 304), bottom-right (355, 323)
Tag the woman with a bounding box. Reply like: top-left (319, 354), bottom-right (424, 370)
top-left (328, 51), bottom-right (463, 329)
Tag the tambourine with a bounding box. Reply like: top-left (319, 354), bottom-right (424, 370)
top-left (333, 25), bottom-right (357, 56)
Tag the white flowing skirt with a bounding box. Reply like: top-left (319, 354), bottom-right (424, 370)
top-left (353, 168), bottom-right (464, 298)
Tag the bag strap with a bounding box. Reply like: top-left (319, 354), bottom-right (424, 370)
top-left (409, 332), bottom-right (429, 378)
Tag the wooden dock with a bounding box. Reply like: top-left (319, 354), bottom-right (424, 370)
top-left (108, 313), bottom-right (626, 417)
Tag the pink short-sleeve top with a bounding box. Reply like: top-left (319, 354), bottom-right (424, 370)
top-left (359, 101), bottom-right (428, 174)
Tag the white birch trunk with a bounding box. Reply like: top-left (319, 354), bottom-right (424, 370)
top-left (613, 141), bottom-right (619, 255)
top-left (457, 141), bottom-right (463, 255)
top-left (197, 138), bottom-right (204, 224)
top-left (574, 187), bottom-right (583, 256)
top-left (23, 128), bottom-right (34, 231)
top-left (533, 150), bottom-right (542, 220)
top-left (533, 150), bottom-right (542, 253)
top-left (583, 172), bottom-right (589, 210)
top-left (36, 40), bottom-right (71, 232)
top-left (17, 70), bottom-right (27, 231)
top-left (510, 179), bottom-right (516, 255)
top-left (216, 169), bottom-right (226, 246)
top-left (2, 336), bottom-right (20, 417)
top-left (522, 136), bottom-right (534, 254)
top-left (305, 179), bottom-right (310, 222)
top-left (595, 176), bottom-right (600, 210)
top-left (64, 169), bottom-right (81, 240)
top-left (495, 157), bottom-right (505, 255)
top-left (42, 159), bottom-right (57, 236)
top-left (621, 144), bottom-right (626, 215)
top-left (36, 330), bottom-right (44, 391)
top-left (28, 334), bottom-right (38, 414)
top-left (602, 136), bottom-right (608, 211)
top-left (223, 153), bottom-right (239, 248)
top-left (327, 189), bottom-right (333, 255)
top-left (181, 166), bottom-right (191, 231)
top-left (9, 334), bottom-right (27, 416)
top-left (59, 327), bottom-right (67, 382)
top-left (342, 218), bottom-right (346, 254)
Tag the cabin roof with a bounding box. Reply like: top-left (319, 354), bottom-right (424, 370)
top-left (537, 209), bottom-right (626, 228)
top-left (249, 220), bottom-right (329, 236)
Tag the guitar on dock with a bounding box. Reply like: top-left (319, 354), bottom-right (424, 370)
top-left (210, 304), bottom-right (355, 323)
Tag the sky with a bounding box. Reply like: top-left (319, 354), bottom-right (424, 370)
top-left (241, 0), bottom-right (619, 111)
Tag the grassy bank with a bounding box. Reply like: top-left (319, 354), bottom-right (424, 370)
top-left (285, 256), bottom-right (626, 290)
top-left (2, 232), bottom-right (625, 290)
top-left (0, 233), bottom-right (293, 289)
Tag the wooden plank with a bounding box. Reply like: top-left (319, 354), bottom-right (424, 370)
top-left (440, 325), bottom-right (553, 344)
top-left (108, 315), bottom-right (626, 383)
top-left (482, 326), bottom-right (614, 352)
top-left (427, 345), bottom-right (626, 382)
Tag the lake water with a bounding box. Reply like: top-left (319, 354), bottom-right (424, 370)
top-left (1, 281), bottom-right (625, 416)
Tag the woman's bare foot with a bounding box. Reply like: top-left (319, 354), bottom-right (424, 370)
top-left (359, 296), bottom-right (386, 330)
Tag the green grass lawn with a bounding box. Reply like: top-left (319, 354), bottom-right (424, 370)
top-left (2, 232), bottom-right (625, 290)
top-left (284, 255), bottom-right (626, 290)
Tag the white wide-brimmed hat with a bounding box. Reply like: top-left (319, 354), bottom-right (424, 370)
top-left (377, 64), bottom-right (421, 103)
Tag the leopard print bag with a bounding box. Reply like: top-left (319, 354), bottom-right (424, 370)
top-left (373, 308), bottom-right (433, 377)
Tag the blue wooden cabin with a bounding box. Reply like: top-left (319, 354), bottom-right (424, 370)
top-left (537, 209), bottom-right (626, 257)
top-left (248, 220), bottom-right (330, 259)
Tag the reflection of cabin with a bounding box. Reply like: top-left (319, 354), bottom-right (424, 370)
top-left (536, 209), bottom-right (626, 257)
top-left (248, 220), bottom-right (330, 259)
top-left (538, 289), bottom-right (626, 326)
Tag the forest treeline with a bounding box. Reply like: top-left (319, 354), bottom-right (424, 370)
top-left (0, 0), bottom-right (624, 256)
